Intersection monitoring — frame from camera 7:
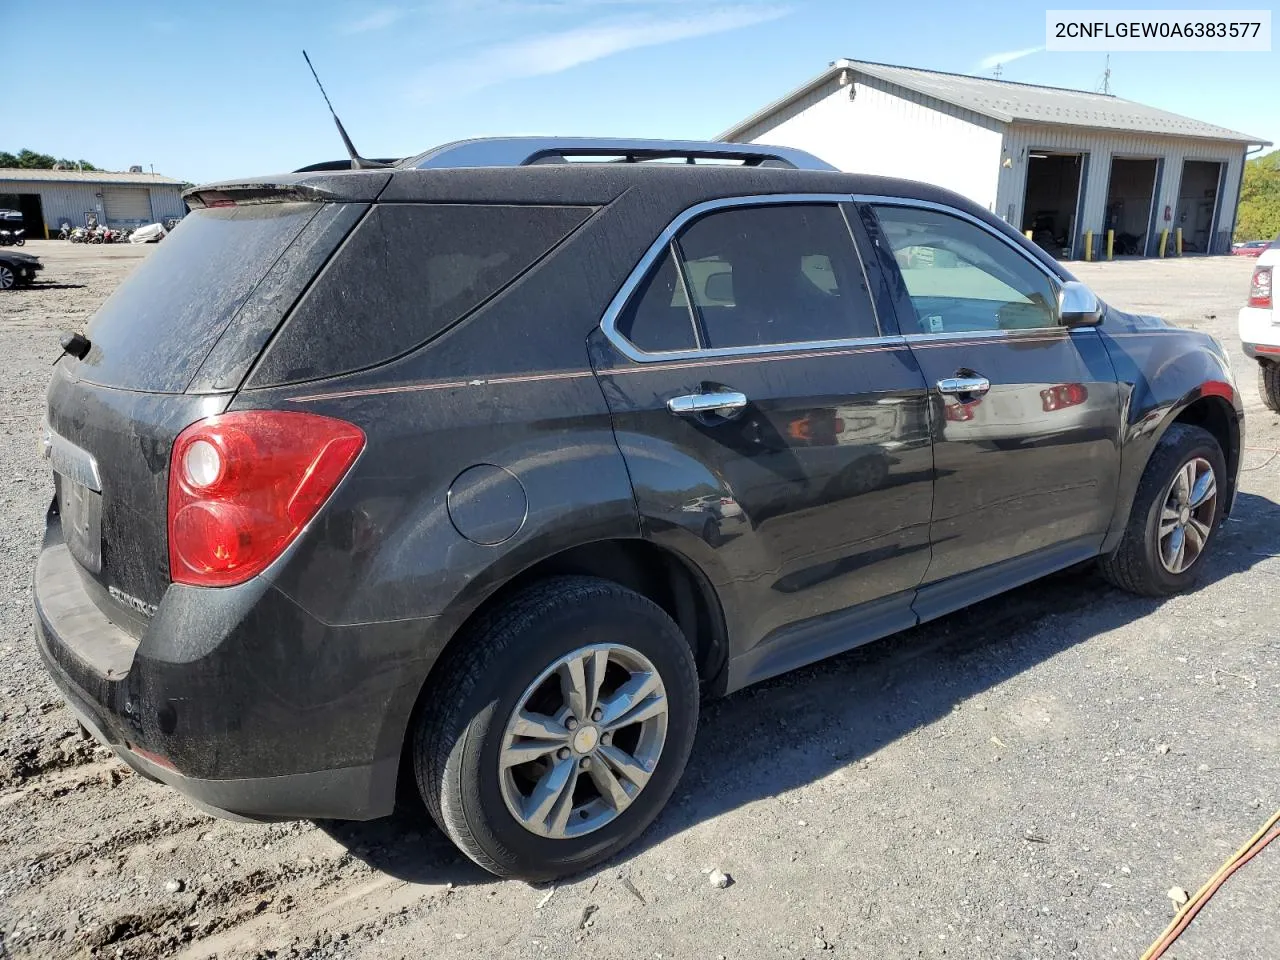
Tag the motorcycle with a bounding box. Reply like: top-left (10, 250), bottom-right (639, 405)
top-left (0, 228), bottom-right (25, 246)
top-left (59, 223), bottom-right (72, 241)
top-left (68, 227), bottom-right (89, 244)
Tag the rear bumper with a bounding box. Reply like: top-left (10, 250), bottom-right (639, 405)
top-left (33, 517), bottom-right (435, 822)
top-left (42, 648), bottom-right (396, 822)
top-left (1239, 306), bottom-right (1277, 357)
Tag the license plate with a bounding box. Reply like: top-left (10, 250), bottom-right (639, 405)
top-left (58, 473), bottom-right (102, 573)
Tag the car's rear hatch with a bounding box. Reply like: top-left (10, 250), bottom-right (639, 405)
top-left (43, 175), bottom-right (382, 634)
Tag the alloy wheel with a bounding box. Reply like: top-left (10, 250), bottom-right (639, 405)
top-left (0, 266), bottom-right (13, 289)
top-left (498, 643), bottom-right (669, 839)
top-left (1157, 456), bottom-right (1217, 574)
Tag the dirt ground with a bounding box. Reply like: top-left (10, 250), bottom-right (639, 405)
top-left (0, 242), bottom-right (1275, 959)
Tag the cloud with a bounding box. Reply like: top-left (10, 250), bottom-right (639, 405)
top-left (415, 5), bottom-right (789, 98)
top-left (976, 46), bottom-right (1042, 71)
top-left (343, 7), bottom-right (404, 33)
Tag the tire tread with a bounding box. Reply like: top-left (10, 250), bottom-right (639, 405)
top-left (1260, 362), bottom-right (1280, 413)
top-left (1098, 423), bottom-right (1222, 597)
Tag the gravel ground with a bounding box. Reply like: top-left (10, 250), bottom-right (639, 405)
top-left (0, 242), bottom-right (1275, 959)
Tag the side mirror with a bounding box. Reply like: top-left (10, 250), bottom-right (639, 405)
top-left (1058, 280), bottom-right (1103, 328)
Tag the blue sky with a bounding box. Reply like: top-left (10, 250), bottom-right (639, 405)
top-left (10, 1), bottom-right (1276, 183)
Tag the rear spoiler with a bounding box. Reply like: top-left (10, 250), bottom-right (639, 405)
top-left (183, 171), bottom-right (391, 207)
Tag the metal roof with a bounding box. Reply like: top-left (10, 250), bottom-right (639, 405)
top-left (0, 168), bottom-right (185, 186)
top-left (721, 59), bottom-right (1271, 146)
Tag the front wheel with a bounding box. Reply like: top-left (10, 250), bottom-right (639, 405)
top-left (413, 576), bottom-right (700, 880)
top-left (1099, 423), bottom-right (1226, 597)
top-left (1260, 362), bottom-right (1280, 413)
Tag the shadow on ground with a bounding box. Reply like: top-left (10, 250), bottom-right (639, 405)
top-left (323, 490), bottom-right (1278, 885)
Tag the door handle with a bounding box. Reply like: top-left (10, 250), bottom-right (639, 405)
top-left (936, 376), bottom-right (990, 397)
top-left (667, 391), bottom-right (748, 417)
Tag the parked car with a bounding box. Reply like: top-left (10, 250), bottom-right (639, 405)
top-left (1238, 235), bottom-right (1280, 409)
top-left (0, 250), bottom-right (42, 289)
top-left (33, 137), bottom-right (1244, 881)
top-left (1232, 239), bottom-right (1272, 257)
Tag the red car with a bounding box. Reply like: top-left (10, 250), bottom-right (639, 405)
top-left (1233, 239), bottom-right (1273, 257)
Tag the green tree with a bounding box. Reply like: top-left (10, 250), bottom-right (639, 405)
top-left (1235, 149), bottom-right (1280, 242)
top-left (0, 149), bottom-right (98, 170)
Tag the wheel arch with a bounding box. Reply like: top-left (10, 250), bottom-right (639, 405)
top-left (1103, 382), bottom-right (1243, 554)
top-left (395, 537), bottom-right (729, 800)
top-left (1167, 391), bottom-right (1241, 514)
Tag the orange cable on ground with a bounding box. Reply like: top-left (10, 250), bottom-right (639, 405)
top-left (1140, 808), bottom-right (1280, 960)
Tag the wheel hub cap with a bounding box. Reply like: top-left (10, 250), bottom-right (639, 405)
top-left (498, 643), bottom-right (669, 840)
top-left (572, 725), bottom-right (600, 754)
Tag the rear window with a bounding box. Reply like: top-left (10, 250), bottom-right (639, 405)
top-left (78, 203), bottom-right (322, 393)
top-left (247, 204), bottom-right (593, 386)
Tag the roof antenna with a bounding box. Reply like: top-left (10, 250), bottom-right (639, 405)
top-left (992, 62), bottom-right (1003, 80)
top-left (302, 50), bottom-right (390, 170)
top-left (1097, 54), bottom-right (1112, 95)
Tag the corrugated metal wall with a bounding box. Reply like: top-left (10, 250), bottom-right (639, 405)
top-left (736, 73), bottom-right (1005, 211)
top-left (0, 179), bottom-right (187, 234)
top-left (996, 125), bottom-right (1246, 254)
top-left (147, 187), bottom-right (187, 223)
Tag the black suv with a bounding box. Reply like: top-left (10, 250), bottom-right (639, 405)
top-left (34, 138), bottom-right (1243, 880)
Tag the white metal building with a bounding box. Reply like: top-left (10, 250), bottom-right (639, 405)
top-left (721, 59), bottom-right (1271, 258)
top-left (0, 169), bottom-right (187, 238)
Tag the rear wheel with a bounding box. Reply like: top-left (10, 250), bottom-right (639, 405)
top-left (0, 265), bottom-right (14, 290)
top-left (1099, 423), bottom-right (1225, 597)
top-left (413, 576), bottom-right (699, 880)
top-left (1260, 361), bottom-right (1280, 413)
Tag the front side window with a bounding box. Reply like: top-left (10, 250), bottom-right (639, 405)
top-left (872, 205), bottom-right (1059, 333)
top-left (614, 202), bottom-right (880, 354)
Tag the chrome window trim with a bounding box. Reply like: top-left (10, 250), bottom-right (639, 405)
top-left (854, 194), bottom-right (1069, 334)
top-left (600, 193), bottom-right (894, 364)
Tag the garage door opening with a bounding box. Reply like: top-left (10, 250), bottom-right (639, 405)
top-left (1103, 158), bottom-right (1158, 257)
top-left (102, 186), bottom-right (152, 227)
top-left (0, 192), bottom-right (46, 238)
top-left (1175, 160), bottom-right (1223, 254)
top-left (1021, 152), bottom-right (1085, 259)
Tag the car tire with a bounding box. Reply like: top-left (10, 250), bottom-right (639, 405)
top-left (1098, 423), bottom-right (1226, 597)
top-left (1259, 362), bottom-right (1280, 413)
top-left (413, 575), bottom-right (700, 880)
top-left (0, 265), bottom-right (14, 290)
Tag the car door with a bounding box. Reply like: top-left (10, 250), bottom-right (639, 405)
top-left (590, 196), bottom-right (935, 687)
top-left (857, 199), bottom-right (1122, 617)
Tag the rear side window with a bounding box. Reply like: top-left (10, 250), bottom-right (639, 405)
top-left (249, 204), bottom-right (592, 386)
top-left (79, 203), bottom-right (322, 393)
top-left (615, 248), bottom-right (699, 352)
top-left (614, 203), bottom-right (879, 354)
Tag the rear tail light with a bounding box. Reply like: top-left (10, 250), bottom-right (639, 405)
top-left (1249, 266), bottom-right (1273, 308)
top-left (168, 411), bottom-right (365, 587)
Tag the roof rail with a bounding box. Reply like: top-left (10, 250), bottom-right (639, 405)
top-left (403, 137), bottom-right (837, 171)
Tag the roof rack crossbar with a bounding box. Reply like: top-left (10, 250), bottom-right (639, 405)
top-left (406, 137), bottom-right (837, 171)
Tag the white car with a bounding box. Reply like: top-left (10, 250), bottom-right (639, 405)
top-left (1238, 236), bottom-right (1280, 410)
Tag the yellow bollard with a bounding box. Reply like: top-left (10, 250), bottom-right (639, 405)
top-left (1175, 228), bottom-right (1183, 256)
top-left (1084, 230), bottom-right (1093, 261)
top-left (1106, 229), bottom-right (1114, 260)
top-left (1159, 229), bottom-right (1169, 257)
